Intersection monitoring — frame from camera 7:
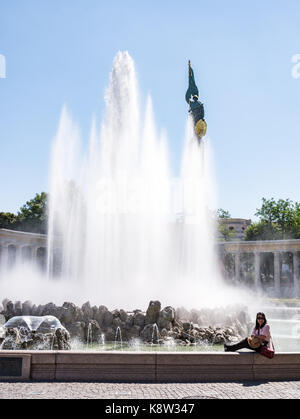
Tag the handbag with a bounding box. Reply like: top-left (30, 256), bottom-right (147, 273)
top-left (259, 337), bottom-right (275, 359)
top-left (247, 336), bottom-right (261, 349)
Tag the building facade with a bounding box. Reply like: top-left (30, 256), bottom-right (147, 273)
top-left (219, 218), bottom-right (252, 240)
top-left (1, 228), bottom-right (300, 298)
top-left (0, 228), bottom-right (47, 270)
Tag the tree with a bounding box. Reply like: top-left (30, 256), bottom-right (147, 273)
top-left (0, 212), bottom-right (19, 229)
top-left (0, 192), bottom-right (48, 234)
top-left (217, 208), bottom-right (231, 219)
top-left (17, 192), bottom-right (48, 234)
top-left (245, 198), bottom-right (300, 241)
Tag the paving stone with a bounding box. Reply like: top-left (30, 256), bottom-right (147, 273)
top-left (0, 380), bottom-right (300, 399)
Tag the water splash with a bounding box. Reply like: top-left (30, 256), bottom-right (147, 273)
top-left (114, 326), bottom-right (123, 350)
top-left (0, 51), bottom-right (251, 312)
top-left (86, 323), bottom-right (92, 348)
top-left (44, 51), bottom-right (223, 309)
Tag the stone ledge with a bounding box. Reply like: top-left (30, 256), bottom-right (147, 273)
top-left (1, 351), bottom-right (300, 382)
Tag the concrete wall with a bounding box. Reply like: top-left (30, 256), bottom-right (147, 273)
top-left (1, 351), bottom-right (300, 382)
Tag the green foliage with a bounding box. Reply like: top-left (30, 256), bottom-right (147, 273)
top-left (217, 208), bottom-right (231, 219)
top-left (0, 212), bottom-right (19, 229)
top-left (0, 192), bottom-right (48, 234)
top-left (245, 198), bottom-right (300, 241)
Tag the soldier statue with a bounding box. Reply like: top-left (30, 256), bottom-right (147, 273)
top-left (185, 61), bottom-right (207, 143)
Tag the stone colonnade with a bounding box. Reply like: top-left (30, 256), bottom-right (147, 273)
top-left (0, 229), bottom-right (47, 271)
top-left (223, 240), bottom-right (300, 297)
top-left (2, 228), bottom-right (300, 297)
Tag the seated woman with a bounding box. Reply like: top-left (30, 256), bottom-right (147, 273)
top-left (224, 312), bottom-right (271, 352)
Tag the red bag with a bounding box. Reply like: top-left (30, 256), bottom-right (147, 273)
top-left (259, 337), bottom-right (275, 359)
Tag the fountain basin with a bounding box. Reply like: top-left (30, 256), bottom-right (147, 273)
top-left (1, 350), bottom-right (300, 382)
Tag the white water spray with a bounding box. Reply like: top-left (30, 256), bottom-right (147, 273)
top-left (1, 51), bottom-right (252, 311)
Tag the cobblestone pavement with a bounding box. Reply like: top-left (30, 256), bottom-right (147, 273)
top-left (0, 380), bottom-right (300, 399)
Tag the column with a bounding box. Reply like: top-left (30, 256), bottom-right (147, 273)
top-left (234, 252), bottom-right (240, 282)
top-left (14, 245), bottom-right (21, 266)
top-left (0, 245), bottom-right (9, 270)
top-left (293, 251), bottom-right (299, 297)
top-left (32, 246), bottom-right (39, 264)
top-left (254, 252), bottom-right (261, 290)
top-left (274, 252), bottom-right (281, 297)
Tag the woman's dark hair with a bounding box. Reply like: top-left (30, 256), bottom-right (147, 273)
top-left (255, 312), bottom-right (267, 330)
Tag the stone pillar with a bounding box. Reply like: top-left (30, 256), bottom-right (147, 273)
top-left (14, 245), bottom-right (21, 266)
top-left (274, 252), bottom-right (281, 297)
top-left (293, 251), bottom-right (299, 297)
top-left (32, 246), bottom-right (39, 261)
top-left (234, 252), bottom-right (240, 282)
top-left (0, 244), bottom-right (9, 270)
top-left (254, 252), bottom-right (261, 289)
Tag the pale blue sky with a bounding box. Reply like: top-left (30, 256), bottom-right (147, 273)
top-left (0, 0), bottom-right (300, 219)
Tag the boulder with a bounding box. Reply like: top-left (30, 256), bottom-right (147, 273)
top-left (14, 301), bottom-right (22, 317)
top-left (140, 324), bottom-right (160, 343)
top-left (85, 319), bottom-right (101, 343)
top-left (22, 301), bottom-right (33, 316)
top-left (133, 311), bottom-right (145, 328)
top-left (125, 325), bottom-right (141, 340)
top-left (145, 301), bottom-right (161, 324)
top-left (5, 300), bottom-right (14, 319)
top-left (119, 309), bottom-right (128, 323)
top-left (61, 302), bottom-right (78, 325)
top-left (94, 305), bottom-right (109, 328)
top-left (67, 321), bottom-right (85, 341)
top-left (82, 301), bottom-right (94, 320)
top-left (103, 310), bottom-right (113, 328)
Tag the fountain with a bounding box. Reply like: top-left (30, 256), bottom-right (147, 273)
top-left (114, 326), bottom-right (123, 350)
top-left (0, 315), bottom-right (70, 350)
top-left (43, 51), bottom-right (224, 310)
top-left (151, 323), bottom-right (159, 345)
top-left (86, 322), bottom-right (92, 349)
top-left (0, 51), bottom-right (299, 363)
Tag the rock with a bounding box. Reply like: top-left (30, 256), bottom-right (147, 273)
top-left (160, 328), bottom-right (168, 338)
top-left (2, 299), bottom-right (9, 312)
top-left (85, 319), bottom-right (101, 343)
top-left (53, 328), bottom-right (71, 350)
top-left (94, 305), bottom-right (108, 328)
top-left (183, 322), bottom-right (193, 332)
top-left (157, 306), bottom-right (175, 330)
top-left (104, 327), bottom-right (116, 342)
top-left (103, 310), bottom-right (113, 328)
top-left (119, 309), bottom-right (128, 323)
top-left (140, 324), bottom-right (160, 343)
top-left (22, 301), bottom-right (32, 316)
top-left (14, 301), bottom-right (22, 317)
top-left (1, 317), bottom-right (71, 351)
top-left (61, 302), bottom-right (78, 324)
top-left (112, 317), bottom-right (124, 329)
top-left (133, 311), bottom-right (145, 328)
top-left (5, 300), bottom-right (14, 319)
top-left (82, 301), bottom-right (94, 320)
top-left (68, 321), bottom-right (85, 341)
top-left (41, 303), bottom-right (59, 318)
top-left (145, 301), bottom-right (161, 324)
top-left (125, 325), bottom-right (141, 340)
